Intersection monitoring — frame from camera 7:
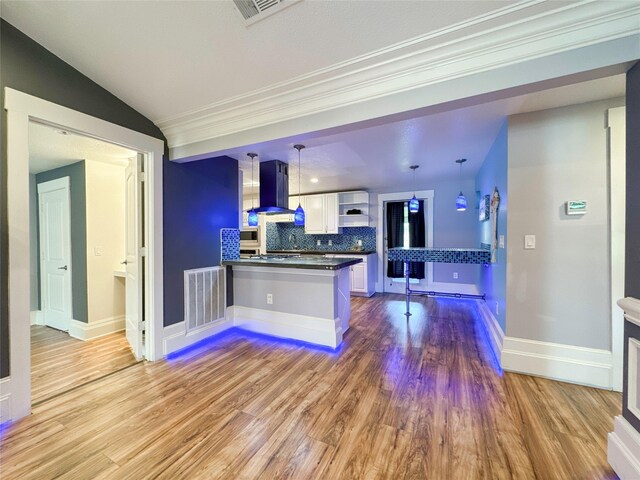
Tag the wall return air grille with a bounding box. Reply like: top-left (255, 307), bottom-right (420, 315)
top-left (233, 0), bottom-right (301, 24)
top-left (184, 266), bottom-right (226, 334)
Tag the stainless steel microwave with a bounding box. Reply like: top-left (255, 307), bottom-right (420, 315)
top-left (240, 227), bottom-right (260, 247)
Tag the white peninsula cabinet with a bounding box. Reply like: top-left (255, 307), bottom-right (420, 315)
top-left (303, 193), bottom-right (339, 234)
top-left (327, 253), bottom-right (376, 297)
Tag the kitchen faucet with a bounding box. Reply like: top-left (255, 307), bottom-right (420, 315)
top-left (289, 233), bottom-right (298, 249)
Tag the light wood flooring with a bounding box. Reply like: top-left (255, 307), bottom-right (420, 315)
top-left (31, 326), bottom-right (138, 404)
top-left (1, 296), bottom-right (621, 479)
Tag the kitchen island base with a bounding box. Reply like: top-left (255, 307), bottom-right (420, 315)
top-left (226, 265), bottom-right (351, 349)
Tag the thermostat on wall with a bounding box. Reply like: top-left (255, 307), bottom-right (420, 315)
top-left (565, 200), bottom-right (587, 215)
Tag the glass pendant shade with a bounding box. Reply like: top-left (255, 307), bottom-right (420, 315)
top-left (294, 204), bottom-right (305, 226)
top-left (409, 195), bottom-right (419, 213)
top-left (247, 209), bottom-right (259, 226)
top-left (456, 192), bottom-right (467, 211)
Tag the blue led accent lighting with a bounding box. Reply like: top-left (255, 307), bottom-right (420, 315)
top-left (294, 204), bottom-right (305, 226)
top-left (247, 209), bottom-right (259, 226)
top-left (409, 195), bottom-right (419, 213)
top-left (166, 326), bottom-right (342, 362)
top-left (456, 192), bottom-right (467, 211)
top-left (0, 420), bottom-right (13, 439)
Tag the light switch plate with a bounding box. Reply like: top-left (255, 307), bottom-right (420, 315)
top-left (524, 235), bottom-right (536, 249)
top-left (499, 235), bottom-right (505, 249)
top-left (94, 246), bottom-right (103, 256)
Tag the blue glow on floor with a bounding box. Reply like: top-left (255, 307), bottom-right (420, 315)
top-left (166, 326), bottom-right (343, 361)
top-left (0, 420), bottom-right (13, 439)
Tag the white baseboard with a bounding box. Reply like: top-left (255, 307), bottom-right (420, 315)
top-left (163, 317), bottom-right (233, 356)
top-left (608, 416), bottom-right (640, 479)
top-left (30, 310), bottom-right (44, 326)
top-left (68, 315), bottom-right (125, 341)
top-left (0, 377), bottom-right (12, 424)
top-left (475, 300), bottom-right (504, 364)
top-left (428, 282), bottom-right (479, 296)
top-left (228, 305), bottom-right (344, 349)
top-left (502, 337), bottom-right (613, 389)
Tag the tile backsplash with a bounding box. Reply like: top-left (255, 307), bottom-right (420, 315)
top-left (267, 223), bottom-right (376, 252)
top-left (220, 228), bottom-right (240, 260)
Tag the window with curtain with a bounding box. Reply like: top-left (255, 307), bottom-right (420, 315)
top-left (386, 200), bottom-right (426, 279)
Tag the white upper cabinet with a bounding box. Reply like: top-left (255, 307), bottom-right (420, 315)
top-left (302, 193), bottom-right (339, 234)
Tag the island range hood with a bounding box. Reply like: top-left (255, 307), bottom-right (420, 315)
top-left (253, 159), bottom-right (295, 214)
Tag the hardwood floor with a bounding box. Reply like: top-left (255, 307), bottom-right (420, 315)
top-left (2, 296), bottom-right (620, 479)
top-left (31, 326), bottom-right (138, 404)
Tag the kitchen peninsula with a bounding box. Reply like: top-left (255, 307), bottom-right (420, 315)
top-left (222, 255), bottom-right (362, 348)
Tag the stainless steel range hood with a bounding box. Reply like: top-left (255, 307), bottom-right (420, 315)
top-left (253, 159), bottom-right (295, 214)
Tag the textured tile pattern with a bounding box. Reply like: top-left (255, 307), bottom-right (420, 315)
top-left (220, 228), bottom-right (240, 261)
top-left (388, 247), bottom-right (491, 264)
top-left (266, 222), bottom-right (376, 252)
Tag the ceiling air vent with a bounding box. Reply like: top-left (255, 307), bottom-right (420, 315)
top-left (233, 0), bottom-right (300, 25)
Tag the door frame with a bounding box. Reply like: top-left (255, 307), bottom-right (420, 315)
top-left (375, 190), bottom-right (434, 292)
top-left (37, 176), bottom-right (73, 332)
top-left (4, 87), bottom-right (164, 421)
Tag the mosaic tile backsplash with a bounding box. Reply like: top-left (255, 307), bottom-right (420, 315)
top-left (267, 223), bottom-right (376, 252)
top-left (220, 228), bottom-right (240, 261)
top-left (387, 247), bottom-right (491, 264)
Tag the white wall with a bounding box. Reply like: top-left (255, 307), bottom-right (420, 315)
top-left (85, 161), bottom-right (126, 324)
top-left (506, 98), bottom-right (624, 350)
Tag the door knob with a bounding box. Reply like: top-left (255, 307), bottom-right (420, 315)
top-left (120, 260), bottom-right (128, 265)
top-left (58, 265), bottom-right (68, 271)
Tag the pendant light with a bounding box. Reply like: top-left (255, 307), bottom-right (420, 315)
top-left (293, 144), bottom-right (305, 226)
top-left (409, 165), bottom-right (420, 213)
top-left (247, 153), bottom-right (259, 226)
top-left (455, 158), bottom-right (467, 212)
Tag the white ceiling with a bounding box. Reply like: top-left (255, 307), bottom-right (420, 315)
top-left (2, 0), bottom-right (528, 123)
top-left (28, 122), bottom-right (137, 174)
top-left (236, 75), bottom-right (625, 195)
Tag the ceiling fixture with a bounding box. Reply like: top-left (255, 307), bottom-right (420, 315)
top-left (409, 165), bottom-right (420, 213)
top-left (293, 145), bottom-right (305, 226)
top-left (247, 153), bottom-right (259, 226)
top-left (310, 177), bottom-right (319, 184)
top-left (455, 158), bottom-right (467, 212)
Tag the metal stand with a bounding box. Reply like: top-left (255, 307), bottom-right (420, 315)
top-left (403, 261), bottom-right (486, 317)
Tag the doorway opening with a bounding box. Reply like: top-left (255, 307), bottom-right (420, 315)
top-left (28, 121), bottom-right (145, 404)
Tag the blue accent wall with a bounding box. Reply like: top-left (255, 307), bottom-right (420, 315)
top-left (163, 155), bottom-right (238, 326)
top-left (475, 121), bottom-right (508, 331)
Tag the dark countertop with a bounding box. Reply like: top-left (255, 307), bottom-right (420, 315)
top-left (267, 249), bottom-right (376, 256)
top-left (222, 256), bottom-right (363, 270)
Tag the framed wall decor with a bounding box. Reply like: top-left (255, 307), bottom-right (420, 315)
top-left (479, 194), bottom-right (490, 221)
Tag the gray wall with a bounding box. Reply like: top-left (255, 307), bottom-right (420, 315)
top-left (35, 161), bottom-right (88, 323)
top-left (475, 121), bottom-right (508, 331)
top-left (506, 98), bottom-right (624, 350)
top-left (0, 19), bottom-right (166, 378)
top-left (623, 62), bottom-right (640, 433)
top-left (371, 177), bottom-right (479, 285)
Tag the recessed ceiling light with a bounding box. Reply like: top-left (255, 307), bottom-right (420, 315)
top-left (56, 129), bottom-right (70, 135)
top-left (310, 177), bottom-right (319, 183)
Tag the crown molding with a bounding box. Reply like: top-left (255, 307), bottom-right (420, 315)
top-left (160, 0), bottom-right (640, 160)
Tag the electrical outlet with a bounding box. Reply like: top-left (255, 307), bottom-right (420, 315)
top-left (357, 239), bottom-right (363, 246)
top-left (94, 246), bottom-right (103, 256)
top-left (328, 240), bottom-right (333, 246)
top-left (495, 302), bottom-right (500, 316)
top-left (524, 234), bottom-right (536, 249)
top-left (453, 272), bottom-right (458, 279)
top-left (499, 235), bottom-right (505, 249)
top-left (316, 239), bottom-right (321, 246)
top-left (266, 293), bottom-right (273, 305)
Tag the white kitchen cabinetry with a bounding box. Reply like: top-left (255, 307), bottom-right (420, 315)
top-left (338, 191), bottom-right (370, 227)
top-left (326, 253), bottom-right (376, 297)
top-left (303, 193), bottom-right (339, 234)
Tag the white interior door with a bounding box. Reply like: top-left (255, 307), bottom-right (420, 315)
top-left (38, 177), bottom-right (73, 331)
top-left (125, 156), bottom-right (143, 359)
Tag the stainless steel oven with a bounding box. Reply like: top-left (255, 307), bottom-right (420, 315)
top-left (240, 227), bottom-right (260, 248)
